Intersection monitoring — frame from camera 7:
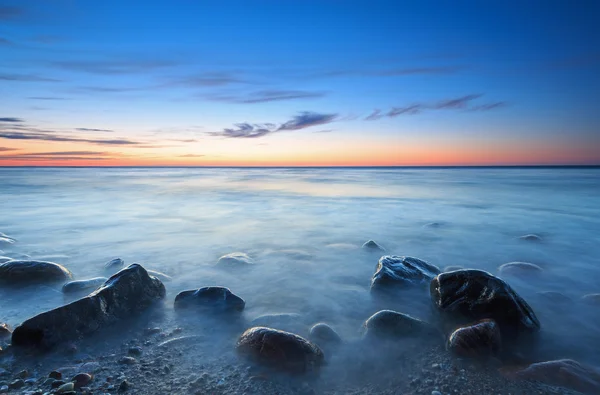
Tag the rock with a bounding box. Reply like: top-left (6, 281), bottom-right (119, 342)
top-left (309, 323), bottom-right (341, 345)
top-left (118, 356), bottom-right (137, 365)
top-left (498, 262), bottom-right (543, 278)
top-left (514, 359), bottom-right (600, 394)
top-left (0, 257), bottom-right (12, 264)
top-left (128, 346), bottom-right (142, 356)
top-left (174, 287), bottom-right (245, 312)
top-left (362, 240), bottom-right (385, 251)
top-left (147, 270), bottom-right (172, 282)
top-left (443, 265), bottom-right (463, 272)
top-left (49, 371), bottom-right (62, 380)
top-left (11, 264), bottom-right (165, 349)
top-left (250, 313), bottom-right (304, 333)
top-left (371, 255), bottom-right (440, 291)
top-left (236, 327), bottom-right (324, 373)
top-left (56, 382), bottom-right (74, 393)
top-left (0, 323), bottom-right (10, 338)
top-left (71, 373), bottom-right (92, 388)
top-left (9, 379), bottom-right (24, 389)
top-left (362, 310), bottom-right (436, 340)
top-left (0, 260), bottom-right (73, 284)
top-left (537, 291), bottom-right (572, 304)
top-left (118, 379), bottom-right (130, 392)
top-left (430, 269), bottom-right (540, 346)
top-left (104, 258), bottom-right (124, 271)
top-left (51, 380), bottom-right (65, 388)
top-left (582, 293), bottom-right (600, 305)
top-left (216, 252), bottom-right (254, 267)
top-left (61, 277), bottom-right (107, 294)
top-left (447, 319), bottom-right (501, 358)
top-left (0, 233), bottom-right (15, 244)
top-left (519, 234), bottom-right (542, 242)
top-left (16, 370), bottom-right (28, 379)
top-left (0, 385), bottom-right (7, 393)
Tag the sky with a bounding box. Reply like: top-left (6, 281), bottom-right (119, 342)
top-left (0, 0), bottom-right (599, 166)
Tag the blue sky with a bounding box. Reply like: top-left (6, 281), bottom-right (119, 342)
top-left (0, 0), bottom-right (599, 165)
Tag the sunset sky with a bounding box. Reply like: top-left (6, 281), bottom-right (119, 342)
top-left (0, 0), bottom-right (599, 166)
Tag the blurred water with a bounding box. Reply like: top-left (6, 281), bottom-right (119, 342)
top-left (1, 167), bottom-right (599, 363)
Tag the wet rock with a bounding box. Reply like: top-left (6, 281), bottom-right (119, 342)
top-left (104, 258), bottom-right (124, 271)
top-left (582, 293), bottom-right (600, 305)
top-left (8, 379), bottom-right (24, 389)
top-left (56, 382), bottom-right (75, 393)
top-left (447, 319), bottom-right (501, 358)
top-left (12, 264), bottom-right (165, 349)
top-left (537, 291), bottom-right (572, 304)
top-left (443, 265), bottom-right (463, 272)
top-left (174, 287), bottom-right (245, 312)
top-left (118, 379), bottom-right (130, 392)
top-left (371, 255), bottom-right (440, 291)
top-left (147, 270), bottom-right (172, 282)
top-left (0, 385), bottom-right (7, 393)
top-left (514, 359), bottom-right (600, 394)
top-left (362, 240), bottom-right (385, 251)
top-left (0, 260), bottom-right (73, 284)
top-left (72, 373), bottom-right (92, 388)
top-left (128, 346), bottom-right (142, 356)
top-left (236, 327), bottom-right (324, 373)
top-left (519, 234), bottom-right (542, 242)
top-left (16, 370), bottom-right (28, 379)
top-left (0, 257), bottom-right (12, 264)
top-left (250, 313), bottom-right (304, 333)
top-left (0, 323), bottom-right (10, 338)
top-left (430, 269), bottom-right (540, 345)
top-left (498, 262), bottom-right (543, 278)
top-left (216, 252), bottom-right (254, 267)
top-left (49, 371), bottom-right (62, 380)
top-left (61, 277), bottom-right (107, 294)
top-left (362, 310), bottom-right (436, 340)
top-left (51, 380), bottom-right (65, 388)
top-left (309, 323), bottom-right (341, 345)
top-left (118, 356), bottom-right (137, 365)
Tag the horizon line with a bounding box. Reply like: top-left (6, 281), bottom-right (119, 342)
top-left (1, 165), bottom-right (599, 169)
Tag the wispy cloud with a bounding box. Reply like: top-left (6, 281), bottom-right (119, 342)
top-left (0, 37), bottom-right (11, 45)
top-left (211, 111), bottom-right (338, 138)
top-left (364, 94), bottom-right (506, 120)
top-left (0, 73), bottom-right (60, 82)
top-left (310, 65), bottom-right (464, 79)
top-left (0, 6), bottom-right (22, 20)
top-left (0, 155), bottom-right (109, 161)
top-left (178, 154), bottom-right (205, 158)
top-left (0, 147), bottom-right (17, 152)
top-left (0, 117), bottom-right (24, 123)
top-left (75, 128), bottom-right (114, 133)
top-left (53, 59), bottom-right (178, 75)
top-left (28, 96), bottom-right (70, 101)
top-left (172, 72), bottom-right (244, 87)
top-left (17, 151), bottom-right (109, 156)
top-left (210, 89), bottom-right (326, 104)
top-left (0, 131), bottom-right (141, 145)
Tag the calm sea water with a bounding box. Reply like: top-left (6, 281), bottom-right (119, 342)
top-left (1, 167), bottom-right (600, 363)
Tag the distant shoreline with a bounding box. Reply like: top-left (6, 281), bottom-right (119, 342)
top-left (0, 165), bottom-right (599, 169)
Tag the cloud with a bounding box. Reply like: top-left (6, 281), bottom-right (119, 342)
top-left (0, 117), bottom-right (24, 123)
top-left (0, 73), bottom-right (60, 82)
top-left (310, 65), bottom-right (464, 79)
top-left (0, 6), bottom-right (22, 20)
top-left (28, 97), bottom-right (70, 101)
top-left (0, 131), bottom-right (141, 146)
top-left (0, 38), bottom-right (10, 45)
top-left (0, 147), bottom-right (17, 152)
top-left (178, 154), bottom-right (205, 157)
top-left (211, 111), bottom-right (338, 138)
top-left (75, 128), bottom-right (114, 132)
top-left (0, 155), bottom-right (109, 161)
top-left (364, 94), bottom-right (505, 120)
top-left (53, 59), bottom-right (178, 74)
top-left (210, 90), bottom-right (326, 104)
top-left (17, 151), bottom-right (109, 156)
top-left (173, 72), bottom-right (244, 87)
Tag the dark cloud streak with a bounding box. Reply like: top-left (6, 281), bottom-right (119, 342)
top-left (211, 112), bottom-right (338, 138)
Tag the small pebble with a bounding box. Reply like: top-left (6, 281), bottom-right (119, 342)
top-left (56, 382), bottom-right (75, 393)
top-left (118, 380), bottom-right (130, 392)
top-left (51, 380), bottom-right (66, 388)
top-left (72, 373), bottom-right (93, 388)
top-left (432, 391), bottom-right (442, 395)
top-left (49, 371), bottom-right (62, 380)
top-left (0, 385), bottom-right (7, 393)
top-left (128, 346), bottom-right (142, 356)
top-left (9, 379), bottom-right (24, 389)
top-left (118, 356), bottom-right (137, 365)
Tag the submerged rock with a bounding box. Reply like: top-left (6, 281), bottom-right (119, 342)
top-left (250, 313), bottom-right (304, 333)
top-left (11, 264), bottom-right (165, 349)
top-left (362, 240), bottom-right (385, 251)
top-left (62, 277), bottom-right (107, 294)
top-left (582, 293), bottom-right (600, 305)
top-left (430, 269), bottom-right (540, 344)
top-left (447, 319), bottom-right (501, 358)
top-left (309, 323), bottom-right (341, 346)
top-left (0, 260), bottom-right (73, 284)
top-left (0, 232), bottom-right (15, 244)
top-left (514, 359), bottom-right (600, 395)
top-left (444, 265), bottom-right (464, 272)
top-left (216, 252), bottom-right (254, 267)
top-left (236, 327), bottom-right (324, 373)
top-left (498, 262), bottom-right (543, 278)
top-left (362, 310), bottom-right (436, 340)
top-left (519, 234), bottom-right (542, 242)
top-left (0, 323), bottom-right (11, 338)
top-left (0, 257), bottom-right (12, 264)
top-left (174, 287), bottom-right (245, 312)
top-left (371, 255), bottom-right (440, 291)
top-left (147, 270), bottom-right (172, 282)
top-left (104, 258), bottom-right (124, 271)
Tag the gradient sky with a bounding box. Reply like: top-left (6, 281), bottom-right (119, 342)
top-left (0, 0), bottom-right (599, 166)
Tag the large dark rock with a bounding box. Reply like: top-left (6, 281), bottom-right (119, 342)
top-left (513, 359), bottom-right (600, 395)
top-left (371, 255), bottom-right (440, 291)
top-left (62, 277), bottom-right (107, 294)
top-left (0, 260), bottom-right (73, 284)
top-left (362, 310), bottom-right (437, 340)
top-left (11, 264), bottom-right (165, 349)
top-left (430, 269), bottom-right (540, 344)
top-left (174, 287), bottom-right (245, 312)
top-left (236, 326), bottom-right (324, 373)
top-left (447, 319), bottom-right (501, 358)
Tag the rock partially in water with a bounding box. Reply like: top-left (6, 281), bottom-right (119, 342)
top-left (72, 373), bottom-right (93, 389)
top-left (0, 323), bottom-right (11, 338)
top-left (514, 359), bottom-right (600, 395)
top-left (444, 265), bottom-right (464, 272)
top-left (174, 287), bottom-right (245, 312)
top-left (61, 277), bottom-right (107, 294)
top-left (309, 323), bottom-right (341, 346)
top-left (0, 232), bottom-right (16, 244)
top-left (216, 252), bottom-right (254, 267)
top-left (250, 313), bottom-right (304, 333)
top-left (147, 270), bottom-right (172, 282)
top-left (0, 257), bottom-right (12, 264)
top-left (371, 255), bottom-right (440, 292)
top-left (11, 264), bottom-right (165, 349)
top-left (430, 269), bottom-right (540, 344)
top-left (519, 234), bottom-right (542, 242)
top-left (236, 326), bottom-right (324, 373)
top-left (104, 258), bottom-right (124, 271)
top-left (582, 293), bottom-right (600, 305)
top-left (362, 310), bottom-right (436, 340)
top-left (362, 240), bottom-right (385, 251)
top-left (447, 319), bottom-right (501, 358)
top-left (0, 260), bottom-right (73, 284)
top-left (498, 262), bottom-right (543, 278)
